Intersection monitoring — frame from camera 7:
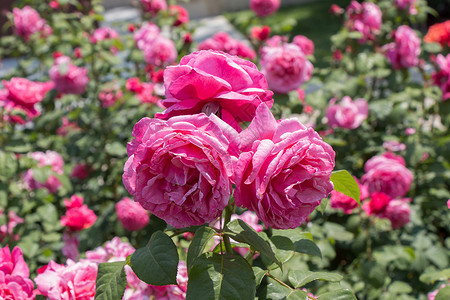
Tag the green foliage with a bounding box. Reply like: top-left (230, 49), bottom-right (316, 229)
top-left (95, 261), bottom-right (127, 300)
top-left (330, 170), bottom-right (361, 204)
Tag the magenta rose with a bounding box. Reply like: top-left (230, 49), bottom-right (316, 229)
top-left (142, 35), bottom-right (177, 67)
top-left (13, 6), bottom-right (52, 40)
top-left (134, 23), bottom-right (160, 50)
top-left (61, 195), bottom-right (97, 232)
top-left (250, 0), bottom-right (281, 17)
top-left (362, 153), bottom-right (413, 198)
top-left (156, 50), bottom-right (273, 131)
top-left (234, 104), bottom-right (335, 229)
top-left (384, 198), bottom-right (411, 229)
top-left (123, 113), bottom-right (239, 228)
top-left (345, 1), bottom-right (382, 43)
top-left (330, 177), bottom-right (368, 214)
top-left (260, 43), bottom-right (313, 94)
top-left (140, 0), bottom-right (167, 13)
top-left (395, 0), bottom-right (417, 15)
top-left (115, 197), bottom-right (150, 231)
top-left (90, 27), bottom-right (119, 43)
top-left (0, 246), bottom-right (35, 299)
top-left (292, 35), bottom-right (315, 56)
top-left (49, 56), bottom-right (88, 95)
top-left (326, 96), bottom-right (368, 129)
top-left (198, 32), bottom-right (256, 60)
top-left (0, 78), bottom-right (54, 124)
top-left (0, 210), bottom-right (24, 242)
top-left (432, 54), bottom-right (450, 101)
top-left (99, 83), bottom-right (123, 108)
top-left (383, 25), bottom-right (420, 69)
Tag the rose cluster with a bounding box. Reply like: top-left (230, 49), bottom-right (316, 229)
top-left (198, 32), bottom-right (256, 60)
top-left (345, 0), bottom-right (382, 43)
top-left (123, 50), bottom-right (335, 229)
top-left (23, 150), bottom-right (64, 194)
top-left (13, 6), bottom-right (52, 41)
top-left (383, 25), bottom-right (421, 70)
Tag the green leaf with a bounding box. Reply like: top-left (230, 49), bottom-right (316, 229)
top-left (261, 283), bottom-right (308, 300)
top-left (293, 239), bottom-right (322, 258)
top-left (105, 142), bottom-right (127, 157)
top-left (330, 170), bottom-right (360, 205)
top-left (130, 231), bottom-right (179, 286)
top-left (0, 151), bottom-right (17, 180)
top-left (95, 261), bottom-right (127, 300)
top-left (186, 253), bottom-right (256, 300)
top-left (288, 270), bottom-right (343, 288)
top-left (317, 289), bottom-right (357, 300)
top-left (253, 266), bottom-right (266, 287)
top-left (53, 172), bottom-right (73, 192)
top-left (267, 235), bottom-right (295, 265)
top-left (316, 198), bottom-right (328, 215)
top-left (224, 219), bottom-right (281, 268)
top-left (32, 166), bottom-right (52, 184)
top-left (187, 226), bottom-right (216, 271)
top-left (419, 268), bottom-right (450, 284)
top-left (436, 286), bottom-right (450, 300)
top-left (388, 281), bottom-right (412, 294)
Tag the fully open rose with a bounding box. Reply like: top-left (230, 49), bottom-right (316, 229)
top-left (234, 104), bottom-right (335, 229)
top-left (123, 113), bottom-right (239, 228)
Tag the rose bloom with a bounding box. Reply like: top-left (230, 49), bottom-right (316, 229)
top-left (70, 163), bottom-right (89, 180)
top-left (260, 43), bottom-right (313, 94)
top-left (126, 77), bottom-right (143, 93)
top-left (13, 6), bottom-right (52, 40)
top-left (90, 27), bottom-right (119, 43)
top-left (0, 210), bottom-right (24, 242)
top-left (382, 140), bottom-right (406, 152)
top-left (198, 32), bottom-right (256, 60)
top-left (99, 83), bottom-right (123, 108)
top-left (156, 50), bottom-right (274, 131)
top-left (23, 151), bottom-right (64, 193)
top-left (432, 54), bottom-right (450, 101)
top-left (251, 25), bottom-right (271, 42)
top-left (395, 0), bottom-right (417, 15)
top-left (169, 5), bottom-right (189, 26)
top-left (234, 104), bottom-right (335, 229)
top-left (116, 197), bottom-right (150, 231)
top-left (49, 56), bottom-right (88, 95)
top-left (61, 195), bottom-right (97, 231)
top-left (265, 35), bottom-right (288, 47)
top-left (384, 198), bottom-right (411, 229)
top-left (326, 96), bottom-right (368, 129)
top-left (250, 0), bottom-right (281, 17)
top-left (383, 25), bottom-right (420, 70)
top-left (137, 82), bottom-right (160, 104)
top-left (330, 178), bottom-right (368, 214)
top-left (424, 20), bottom-right (450, 48)
top-left (134, 23), bottom-right (160, 50)
top-left (140, 0), bottom-right (167, 14)
top-left (0, 246), bottom-right (35, 299)
top-left (35, 260), bottom-right (97, 300)
top-left (142, 35), bottom-right (177, 67)
top-left (56, 117), bottom-right (81, 137)
top-left (362, 153), bottom-right (413, 198)
top-left (123, 112), bottom-right (239, 228)
top-left (292, 35), bottom-right (314, 56)
top-left (85, 237), bottom-right (135, 263)
top-left (330, 4), bottom-right (344, 15)
top-left (0, 77), bottom-right (54, 124)
top-left (345, 1), bottom-right (382, 43)
top-left (362, 192), bottom-right (391, 216)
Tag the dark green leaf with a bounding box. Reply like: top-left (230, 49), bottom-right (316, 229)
top-left (186, 253), bottom-right (255, 300)
top-left (225, 219), bottom-right (281, 268)
top-left (330, 170), bottom-right (360, 205)
top-left (293, 239), bottom-right (322, 258)
top-left (0, 151), bottom-right (17, 180)
top-left (317, 289), bottom-right (357, 300)
top-left (130, 231), bottom-right (179, 286)
top-left (288, 270), bottom-right (343, 288)
top-left (261, 283), bottom-right (308, 300)
top-left (95, 261), bottom-right (127, 300)
top-left (187, 226), bottom-right (216, 271)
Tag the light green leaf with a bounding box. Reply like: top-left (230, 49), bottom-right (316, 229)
top-left (288, 270), bottom-right (343, 288)
top-left (330, 170), bottom-right (360, 205)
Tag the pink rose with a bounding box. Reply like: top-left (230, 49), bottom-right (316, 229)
top-left (99, 83), bottom-right (123, 108)
top-left (0, 78), bottom-right (54, 124)
top-left (326, 96), bottom-right (369, 129)
top-left (23, 150), bottom-right (64, 193)
top-left (156, 50), bottom-right (273, 131)
top-left (251, 25), bottom-right (271, 41)
top-left (0, 246), bottom-right (35, 299)
top-left (123, 113), bottom-right (238, 228)
top-left (62, 232), bottom-right (79, 261)
top-left (362, 153), bottom-right (413, 198)
top-left (13, 6), bottom-right (52, 40)
top-left (382, 140), bottom-right (406, 152)
top-left (126, 77), bottom-right (143, 93)
top-left (261, 43), bottom-right (313, 94)
top-left (85, 237), bottom-right (135, 263)
top-left (405, 127), bottom-right (416, 135)
top-left (292, 35), bottom-right (315, 56)
top-left (234, 104), bottom-right (335, 229)
top-left (90, 27), bottom-right (119, 43)
top-left (432, 54), bottom-right (450, 101)
top-left (61, 195), bottom-right (97, 231)
top-left (395, 0), bottom-right (417, 15)
top-left (70, 163), bottom-right (89, 180)
top-left (140, 0), bottom-right (167, 14)
top-left (383, 25), bottom-right (420, 69)
top-left (0, 210), bottom-right (24, 242)
top-left (198, 32), bottom-right (256, 60)
top-left (150, 261), bottom-right (188, 300)
top-left (330, 4), bottom-right (344, 15)
top-left (384, 198), bottom-right (411, 228)
top-left (168, 5), bottom-right (189, 26)
top-left (134, 23), bottom-right (160, 50)
top-left (250, 0), bottom-right (281, 17)
top-left (142, 35), bottom-right (177, 67)
top-left (345, 1), bottom-right (382, 43)
top-left (115, 197), bottom-right (150, 231)
top-left (362, 192), bottom-right (391, 216)
top-left (49, 56), bottom-right (88, 95)
top-left (35, 260), bottom-right (97, 300)
top-left (57, 117), bottom-right (81, 137)
top-left (330, 178), bottom-right (368, 214)
top-left (137, 82), bottom-right (160, 104)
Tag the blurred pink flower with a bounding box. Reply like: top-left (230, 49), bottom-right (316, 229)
top-left (362, 192), bottom-right (391, 216)
top-left (99, 83), bottom-right (123, 108)
top-left (383, 25), bottom-right (420, 69)
top-left (198, 32), bottom-right (256, 60)
top-left (35, 260), bottom-right (97, 300)
top-left (405, 127), bottom-right (416, 135)
top-left (395, 0), bottom-right (417, 15)
top-left (134, 23), bottom-right (160, 50)
top-left (345, 1), bottom-right (382, 43)
top-left (156, 50), bottom-right (273, 131)
top-left (62, 232), bottom-right (79, 261)
top-left (261, 43), bottom-right (313, 94)
top-left (140, 0), bottom-right (167, 14)
top-left (90, 27), bottom-right (119, 43)
top-left (0, 78), bottom-right (54, 124)
top-left (13, 6), bottom-right (52, 40)
top-left (383, 140), bottom-right (406, 152)
top-left (126, 77), bottom-right (143, 93)
top-left (330, 178), bottom-right (368, 214)
top-left (362, 153), bottom-right (413, 198)
top-left (23, 150), bottom-right (64, 193)
top-left (384, 198), bottom-right (411, 228)
top-left (49, 56), bottom-right (88, 95)
top-left (292, 35), bottom-right (315, 56)
top-left (0, 210), bottom-right (24, 242)
top-left (57, 117), bottom-right (81, 137)
top-left (168, 5), bottom-right (189, 26)
top-left (85, 237), bottom-right (135, 264)
top-left (250, 0), bottom-right (281, 17)
top-left (251, 25), bottom-right (271, 41)
top-left (330, 4), bottom-right (344, 15)
top-left (61, 195), bottom-right (97, 232)
top-left (326, 96), bottom-right (368, 129)
top-left (0, 246), bottom-right (35, 299)
top-left (234, 104), bottom-right (335, 229)
top-left (428, 284), bottom-right (447, 300)
top-left (432, 54), bottom-right (450, 101)
top-left (115, 197), bottom-right (149, 231)
top-left (137, 82), bottom-right (160, 104)
top-left (70, 163), bottom-right (89, 180)
top-left (143, 35), bottom-right (177, 67)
